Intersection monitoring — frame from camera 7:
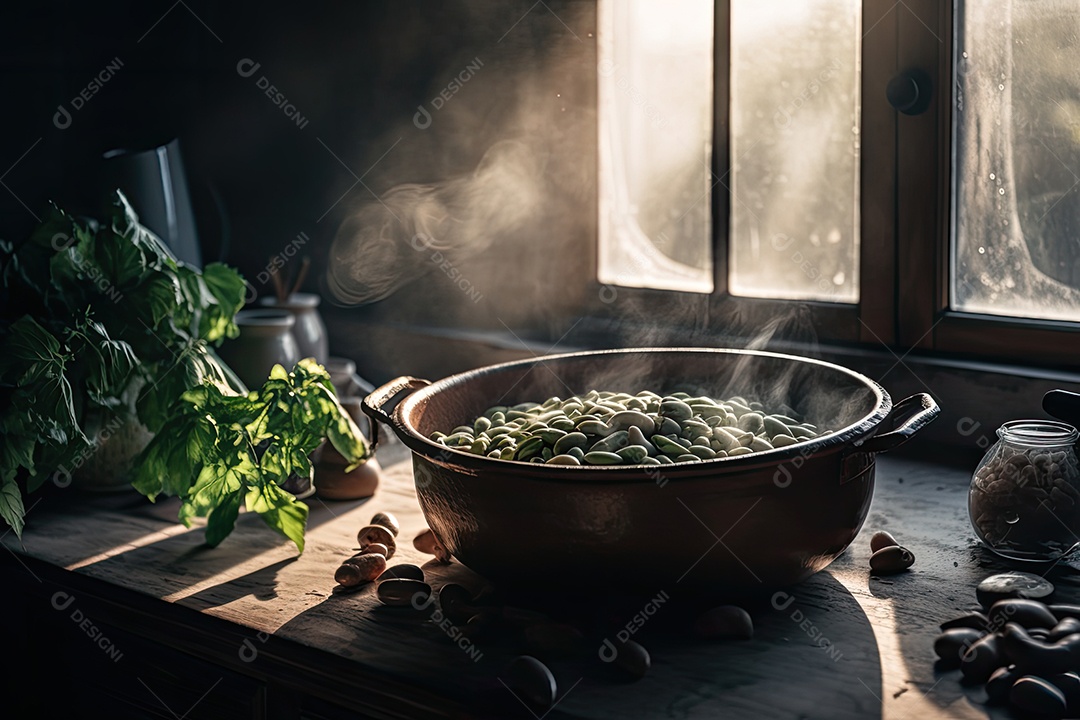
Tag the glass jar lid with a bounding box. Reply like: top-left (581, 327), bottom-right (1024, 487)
top-left (997, 419), bottom-right (1079, 447)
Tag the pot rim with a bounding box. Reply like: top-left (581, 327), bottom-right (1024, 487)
top-left (393, 347), bottom-right (892, 483)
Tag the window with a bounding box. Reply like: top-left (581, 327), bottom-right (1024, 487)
top-left (595, 0), bottom-right (1080, 367)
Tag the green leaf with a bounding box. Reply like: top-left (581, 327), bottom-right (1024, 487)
top-left (106, 191), bottom-right (179, 269)
top-left (180, 459), bottom-right (248, 526)
top-left (94, 224), bottom-right (146, 289)
top-left (47, 225), bottom-right (96, 304)
top-left (5, 315), bottom-right (61, 363)
top-left (133, 411), bottom-right (201, 499)
top-left (325, 396), bottom-right (370, 469)
top-left (204, 490), bottom-right (244, 547)
top-left (246, 482), bottom-right (308, 553)
top-left (199, 263), bottom-right (245, 343)
top-left (133, 274), bottom-right (184, 327)
top-left (78, 320), bottom-right (139, 406)
top-left (0, 478), bottom-right (25, 538)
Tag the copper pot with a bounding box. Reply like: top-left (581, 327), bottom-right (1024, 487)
top-left (363, 348), bottom-right (939, 594)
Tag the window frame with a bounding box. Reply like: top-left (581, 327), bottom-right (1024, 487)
top-left (585, 0), bottom-right (1079, 370)
top-left (899, 0), bottom-right (1080, 366)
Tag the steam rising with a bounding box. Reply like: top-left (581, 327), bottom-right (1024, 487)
top-left (327, 140), bottom-right (547, 305)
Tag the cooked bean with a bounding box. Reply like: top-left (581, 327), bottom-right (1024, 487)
top-left (660, 399), bottom-right (694, 421)
top-left (608, 410), bottom-right (656, 434)
top-left (652, 435), bottom-right (686, 456)
top-left (584, 451), bottom-right (624, 465)
top-left (688, 445), bottom-right (717, 460)
top-left (748, 436), bottom-right (774, 453)
top-left (738, 413), bottom-right (765, 434)
top-left (547, 453), bottom-right (581, 465)
top-left (553, 432), bottom-right (588, 455)
top-left (617, 445), bottom-right (650, 463)
top-left (436, 392), bottom-right (824, 466)
top-left (591, 430), bottom-right (630, 454)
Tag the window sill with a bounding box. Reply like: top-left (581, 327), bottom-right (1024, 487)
top-left (327, 316), bottom-right (1080, 454)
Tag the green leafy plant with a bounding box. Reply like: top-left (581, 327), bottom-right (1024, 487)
top-left (134, 359), bottom-right (371, 552)
top-left (0, 192), bottom-right (246, 536)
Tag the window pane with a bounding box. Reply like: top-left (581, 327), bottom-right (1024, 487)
top-left (953, 1), bottom-right (1080, 322)
top-left (728, 1), bottom-right (861, 303)
top-left (597, 0), bottom-right (714, 293)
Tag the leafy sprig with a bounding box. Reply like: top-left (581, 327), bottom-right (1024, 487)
top-left (134, 359), bottom-right (371, 552)
top-left (0, 191), bottom-right (246, 536)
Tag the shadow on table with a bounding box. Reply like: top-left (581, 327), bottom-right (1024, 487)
top-left (266, 565), bottom-right (882, 720)
top-left (51, 491), bottom-right (375, 605)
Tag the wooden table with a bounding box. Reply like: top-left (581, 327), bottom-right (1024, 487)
top-left (3, 439), bottom-right (1077, 719)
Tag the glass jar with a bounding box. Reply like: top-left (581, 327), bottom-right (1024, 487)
top-left (969, 420), bottom-right (1080, 561)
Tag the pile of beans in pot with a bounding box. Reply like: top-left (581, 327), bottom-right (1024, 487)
top-left (430, 390), bottom-right (823, 466)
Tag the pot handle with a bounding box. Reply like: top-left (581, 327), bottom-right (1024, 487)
top-left (857, 393), bottom-right (940, 453)
top-left (361, 376), bottom-right (432, 452)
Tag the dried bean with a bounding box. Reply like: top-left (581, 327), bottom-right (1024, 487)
top-left (987, 600), bottom-right (1058, 630)
top-left (985, 665), bottom-right (1021, 703)
top-left (934, 628), bottom-right (985, 667)
top-left (439, 583), bottom-right (478, 623)
top-left (869, 545), bottom-right (915, 574)
top-left (977, 572), bottom-right (1055, 608)
top-left (695, 606), bottom-right (754, 640)
top-left (869, 530), bottom-right (900, 553)
top-left (357, 525), bottom-right (397, 556)
top-left (370, 512), bottom-right (400, 536)
top-left (506, 656), bottom-right (557, 708)
top-left (1010, 675), bottom-right (1068, 716)
top-left (1048, 672), bottom-right (1080, 713)
top-left (1049, 618), bottom-right (1080, 642)
top-left (336, 553), bottom-right (386, 587)
top-left (997, 622), bottom-right (1078, 674)
top-left (359, 542), bottom-right (390, 559)
top-left (377, 578), bottom-right (431, 607)
top-left (960, 634), bottom-right (1003, 683)
top-left (378, 563), bottom-right (424, 581)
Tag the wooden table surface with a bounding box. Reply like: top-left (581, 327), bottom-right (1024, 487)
top-left (5, 437), bottom-right (1079, 720)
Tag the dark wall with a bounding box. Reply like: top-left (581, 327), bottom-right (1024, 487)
top-left (0, 1), bottom-right (597, 377)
